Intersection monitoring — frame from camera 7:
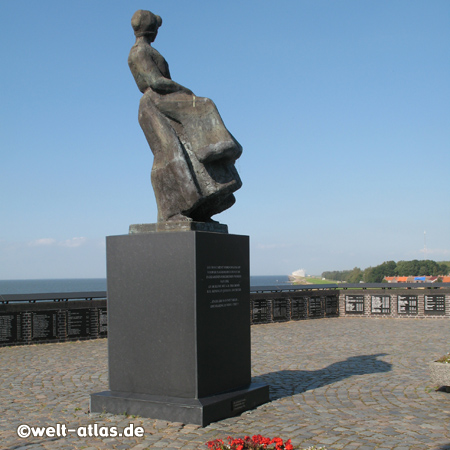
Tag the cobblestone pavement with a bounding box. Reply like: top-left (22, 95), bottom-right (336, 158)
top-left (1, 318), bottom-right (450, 450)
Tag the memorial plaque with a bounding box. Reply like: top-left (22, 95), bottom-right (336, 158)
top-left (397, 295), bottom-right (418, 314)
top-left (205, 265), bottom-right (243, 310)
top-left (345, 295), bottom-right (364, 313)
top-left (67, 309), bottom-right (91, 338)
top-left (98, 308), bottom-right (108, 336)
top-left (31, 311), bottom-right (57, 341)
top-left (309, 297), bottom-right (322, 317)
top-left (371, 295), bottom-right (390, 314)
top-left (424, 295), bottom-right (445, 315)
top-left (272, 298), bottom-right (289, 322)
top-left (18, 312), bottom-right (23, 341)
top-left (325, 296), bottom-right (339, 316)
top-left (232, 398), bottom-right (247, 412)
top-left (252, 299), bottom-right (270, 324)
top-left (0, 312), bottom-right (20, 344)
top-left (291, 297), bottom-right (307, 320)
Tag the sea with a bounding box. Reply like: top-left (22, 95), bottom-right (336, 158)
top-left (0, 275), bottom-right (292, 295)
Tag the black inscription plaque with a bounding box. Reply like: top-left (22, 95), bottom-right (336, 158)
top-left (345, 295), bottom-right (364, 313)
top-left (232, 398), bottom-right (247, 412)
top-left (31, 311), bottom-right (57, 341)
top-left (325, 296), bottom-right (339, 316)
top-left (252, 299), bottom-right (270, 324)
top-left (424, 295), bottom-right (445, 315)
top-left (0, 313), bottom-right (20, 344)
top-left (397, 295), bottom-right (418, 314)
top-left (273, 298), bottom-right (289, 322)
top-left (98, 308), bottom-right (108, 336)
top-left (206, 265), bottom-right (242, 310)
top-left (371, 295), bottom-right (390, 314)
top-left (309, 297), bottom-right (322, 317)
top-left (67, 309), bottom-right (91, 337)
top-left (291, 297), bottom-right (308, 320)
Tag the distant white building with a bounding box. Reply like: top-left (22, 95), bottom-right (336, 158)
top-left (291, 269), bottom-right (306, 278)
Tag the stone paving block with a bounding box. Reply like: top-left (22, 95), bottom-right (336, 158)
top-left (2, 318), bottom-right (450, 449)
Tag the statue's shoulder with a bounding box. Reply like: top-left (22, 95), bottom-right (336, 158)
top-left (129, 42), bottom-right (150, 60)
top-left (129, 43), bottom-right (165, 67)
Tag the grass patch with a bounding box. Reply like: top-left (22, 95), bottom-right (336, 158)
top-left (292, 277), bottom-right (334, 285)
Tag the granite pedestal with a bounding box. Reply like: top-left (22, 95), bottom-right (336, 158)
top-left (90, 230), bottom-right (269, 426)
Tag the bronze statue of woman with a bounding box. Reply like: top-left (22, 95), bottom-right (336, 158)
top-left (128, 10), bottom-right (242, 223)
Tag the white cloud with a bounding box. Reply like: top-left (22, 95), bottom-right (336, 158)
top-left (255, 243), bottom-right (292, 250)
top-left (29, 238), bottom-right (57, 246)
top-left (59, 237), bottom-right (87, 248)
top-left (419, 248), bottom-right (450, 256)
top-left (0, 237), bottom-right (107, 279)
top-left (28, 237), bottom-right (88, 248)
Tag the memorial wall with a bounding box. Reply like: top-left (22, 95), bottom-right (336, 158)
top-left (339, 288), bottom-right (450, 318)
top-left (1, 285), bottom-right (449, 347)
top-left (0, 300), bottom-right (106, 347)
top-left (250, 291), bottom-right (339, 323)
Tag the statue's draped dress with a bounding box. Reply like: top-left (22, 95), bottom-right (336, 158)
top-left (129, 42), bottom-right (242, 222)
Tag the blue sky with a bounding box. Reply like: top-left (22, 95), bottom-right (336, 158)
top-left (1, 1), bottom-right (449, 279)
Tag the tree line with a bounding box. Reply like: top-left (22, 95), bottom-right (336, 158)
top-left (322, 260), bottom-right (450, 284)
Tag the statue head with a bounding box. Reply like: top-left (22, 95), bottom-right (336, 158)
top-left (131, 10), bottom-right (162, 39)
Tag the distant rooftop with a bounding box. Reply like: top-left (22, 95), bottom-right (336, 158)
top-left (384, 275), bottom-right (450, 283)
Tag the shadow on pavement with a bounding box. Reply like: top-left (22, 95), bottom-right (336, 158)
top-left (252, 353), bottom-right (392, 400)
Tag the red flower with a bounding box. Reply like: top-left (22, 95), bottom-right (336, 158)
top-left (206, 438), bottom-right (225, 450)
top-left (206, 434), bottom-right (295, 450)
top-left (252, 434), bottom-right (272, 447)
top-left (270, 437), bottom-right (285, 450)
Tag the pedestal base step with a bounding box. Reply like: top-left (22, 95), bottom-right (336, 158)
top-left (90, 383), bottom-right (269, 427)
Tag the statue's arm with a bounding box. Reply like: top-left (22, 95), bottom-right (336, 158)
top-left (129, 47), bottom-right (193, 95)
top-left (152, 76), bottom-right (193, 95)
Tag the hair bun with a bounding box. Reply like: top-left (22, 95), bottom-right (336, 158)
top-left (131, 10), bottom-right (162, 36)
